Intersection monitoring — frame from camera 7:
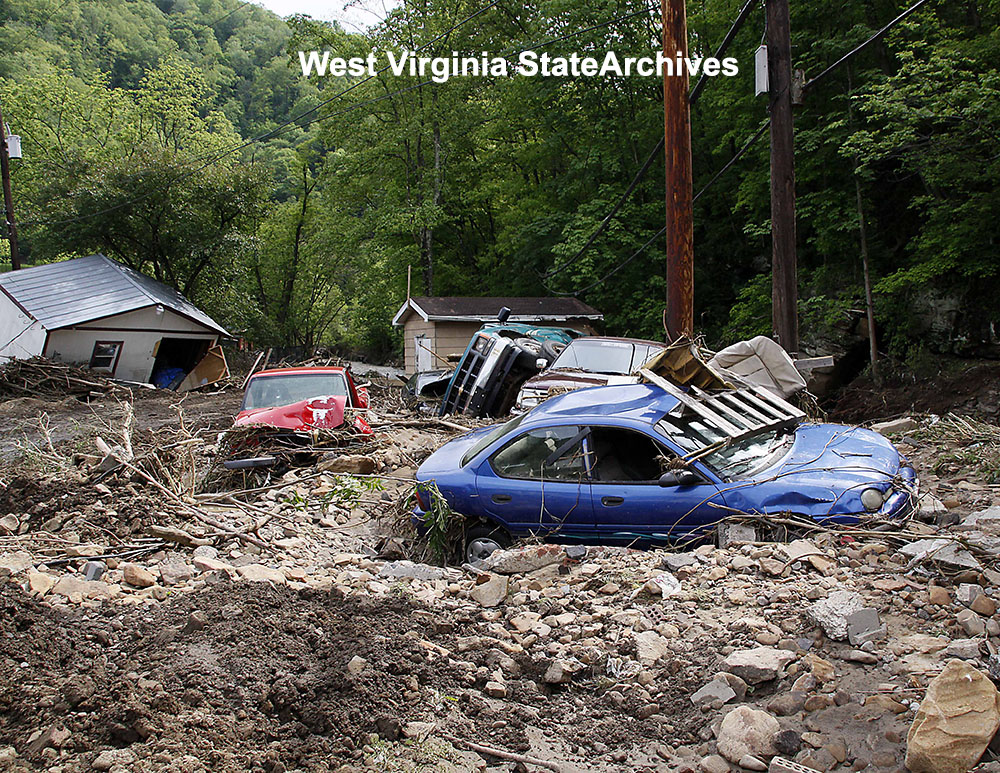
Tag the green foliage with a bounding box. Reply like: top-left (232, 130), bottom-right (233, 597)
top-left (2, 0), bottom-right (999, 355)
top-left (412, 480), bottom-right (462, 566)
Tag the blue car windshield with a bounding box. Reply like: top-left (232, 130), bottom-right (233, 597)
top-left (552, 340), bottom-right (663, 375)
top-left (462, 412), bottom-right (529, 466)
top-left (656, 415), bottom-right (796, 480)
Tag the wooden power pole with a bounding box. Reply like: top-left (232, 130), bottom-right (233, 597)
top-left (662, 0), bottom-right (694, 340)
top-left (766, 0), bottom-right (797, 353)
top-left (0, 101), bottom-right (21, 271)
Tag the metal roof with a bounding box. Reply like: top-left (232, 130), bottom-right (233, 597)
top-left (0, 254), bottom-right (228, 335)
top-left (392, 296), bottom-right (603, 326)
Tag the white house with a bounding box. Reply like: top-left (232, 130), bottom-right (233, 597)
top-left (0, 254), bottom-right (228, 385)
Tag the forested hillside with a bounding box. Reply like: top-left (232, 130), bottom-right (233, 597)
top-left (1, 0), bottom-right (997, 362)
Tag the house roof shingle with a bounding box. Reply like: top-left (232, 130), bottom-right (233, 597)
top-left (0, 254), bottom-right (228, 335)
top-left (392, 296), bottom-right (603, 326)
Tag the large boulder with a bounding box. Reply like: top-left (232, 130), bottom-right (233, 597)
top-left (716, 706), bottom-right (779, 763)
top-left (906, 659), bottom-right (1000, 773)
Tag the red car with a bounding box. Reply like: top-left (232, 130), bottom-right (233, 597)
top-left (235, 367), bottom-right (372, 434)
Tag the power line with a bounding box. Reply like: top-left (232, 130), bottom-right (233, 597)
top-left (207, 1), bottom-right (254, 28)
top-left (549, 118), bottom-right (769, 297)
top-left (541, 0), bottom-right (758, 282)
top-left (804, 0), bottom-right (933, 90)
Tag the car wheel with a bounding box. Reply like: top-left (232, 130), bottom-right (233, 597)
top-left (464, 524), bottom-right (511, 565)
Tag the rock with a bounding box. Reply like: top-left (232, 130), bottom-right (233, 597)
top-left (346, 655), bottom-right (368, 675)
top-left (193, 556), bottom-right (234, 574)
top-left (27, 571), bottom-right (56, 596)
top-left (378, 560), bottom-right (450, 581)
top-left (402, 721), bottom-right (435, 739)
top-left (182, 611), bottom-right (208, 635)
top-left (872, 417), bottom-right (918, 434)
top-left (958, 608), bottom-right (987, 637)
top-left (375, 715), bottom-right (402, 741)
top-left (718, 522), bottom-right (756, 548)
top-left (470, 573), bottom-right (508, 607)
top-left (62, 675), bottom-right (95, 707)
top-left (0, 514), bottom-right (18, 535)
top-left (773, 730), bottom-right (802, 756)
top-left (193, 545), bottom-right (219, 560)
top-left (972, 595), bottom-right (997, 617)
top-left (899, 539), bottom-right (981, 572)
top-left (767, 692), bottom-right (806, 716)
top-left (81, 561), bottom-right (106, 581)
top-left (236, 564), bottom-right (286, 584)
top-left (51, 576), bottom-right (112, 601)
top-left (691, 677), bottom-right (737, 710)
top-left (738, 755), bottom-right (767, 771)
top-left (928, 585), bottom-right (952, 606)
top-left (25, 725), bottom-right (70, 754)
top-left (158, 559), bottom-right (193, 586)
top-left (662, 553), bottom-right (698, 571)
top-left (318, 454), bottom-right (376, 474)
top-left (918, 495), bottom-right (947, 520)
top-left (846, 607), bottom-right (886, 646)
top-left (484, 681), bottom-right (507, 698)
top-left (698, 755), bottom-right (730, 773)
top-left (957, 583), bottom-right (984, 606)
top-left (906, 660), bottom-right (1000, 773)
top-left (944, 639), bottom-right (981, 660)
top-left (634, 630), bottom-right (672, 665)
top-left (91, 749), bottom-right (136, 771)
top-left (722, 647), bottom-right (794, 684)
top-left (544, 659), bottom-right (579, 684)
top-left (0, 550), bottom-right (33, 574)
top-left (483, 544), bottom-right (566, 574)
top-left (716, 706), bottom-right (779, 764)
top-left (121, 562), bottom-right (156, 588)
top-left (807, 590), bottom-right (867, 641)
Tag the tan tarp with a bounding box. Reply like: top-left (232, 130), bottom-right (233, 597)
top-left (708, 335), bottom-right (806, 399)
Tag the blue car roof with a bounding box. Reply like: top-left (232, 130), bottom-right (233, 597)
top-left (520, 383), bottom-right (680, 427)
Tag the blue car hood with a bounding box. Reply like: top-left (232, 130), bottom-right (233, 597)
top-left (761, 423), bottom-right (901, 481)
top-left (731, 423), bottom-right (906, 516)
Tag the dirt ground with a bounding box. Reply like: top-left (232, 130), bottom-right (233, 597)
top-left (2, 361), bottom-right (1000, 772)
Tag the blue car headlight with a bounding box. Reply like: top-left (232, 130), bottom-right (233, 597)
top-left (861, 487), bottom-right (885, 512)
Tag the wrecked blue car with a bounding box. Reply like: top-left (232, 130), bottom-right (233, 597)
top-left (414, 383), bottom-right (918, 563)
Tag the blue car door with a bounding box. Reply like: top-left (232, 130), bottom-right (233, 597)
top-left (474, 424), bottom-right (594, 538)
top-left (587, 425), bottom-right (727, 542)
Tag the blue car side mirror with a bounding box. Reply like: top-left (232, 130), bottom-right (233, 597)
top-left (659, 469), bottom-right (701, 487)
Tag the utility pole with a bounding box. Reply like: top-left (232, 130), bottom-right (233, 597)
top-left (662, 0), bottom-right (694, 340)
top-left (766, 0), bottom-right (797, 353)
top-left (0, 101), bottom-right (21, 271)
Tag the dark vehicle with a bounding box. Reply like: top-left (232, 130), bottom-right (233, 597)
top-left (415, 383), bottom-right (918, 563)
top-left (438, 308), bottom-right (585, 418)
top-left (515, 336), bottom-right (665, 411)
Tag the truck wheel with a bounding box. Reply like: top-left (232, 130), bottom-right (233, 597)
top-left (513, 338), bottom-right (544, 369)
top-left (464, 524), bottom-right (511, 565)
top-left (540, 340), bottom-right (566, 362)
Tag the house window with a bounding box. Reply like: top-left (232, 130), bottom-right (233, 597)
top-left (89, 341), bottom-right (123, 373)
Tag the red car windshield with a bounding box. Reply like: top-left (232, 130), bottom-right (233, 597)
top-left (243, 373), bottom-right (349, 410)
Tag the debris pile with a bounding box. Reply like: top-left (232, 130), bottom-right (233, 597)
top-left (0, 357), bottom-right (117, 400)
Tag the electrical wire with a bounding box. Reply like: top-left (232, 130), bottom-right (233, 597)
top-left (207, 1), bottom-right (254, 28)
top-left (804, 0), bottom-right (934, 90)
top-left (548, 118), bottom-right (769, 297)
top-left (542, 0), bottom-right (759, 281)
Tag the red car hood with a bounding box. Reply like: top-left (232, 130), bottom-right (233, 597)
top-left (235, 395), bottom-right (369, 432)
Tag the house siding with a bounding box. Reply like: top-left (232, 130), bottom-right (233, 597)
top-left (0, 291), bottom-right (45, 361)
top-left (44, 307), bottom-right (217, 382)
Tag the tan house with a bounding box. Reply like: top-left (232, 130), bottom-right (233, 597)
top-left (392, 296), bottom-right (603, 373)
